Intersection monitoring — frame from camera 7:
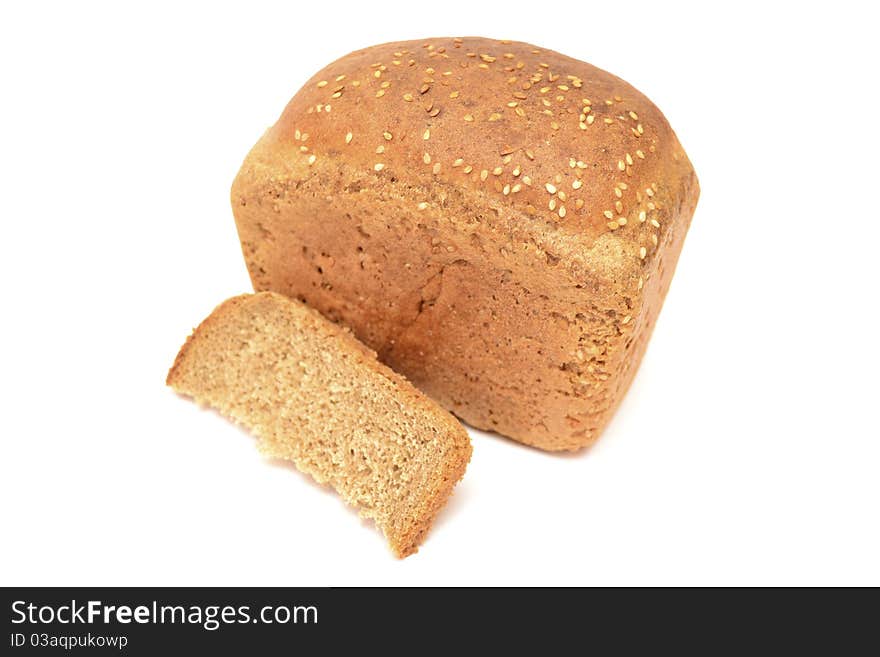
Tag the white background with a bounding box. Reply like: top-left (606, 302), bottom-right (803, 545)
top-left (2, 1), bottom-right (877, 586)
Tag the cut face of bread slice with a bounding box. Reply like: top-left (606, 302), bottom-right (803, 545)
top-left (167, 292), bottom-right (471, 557)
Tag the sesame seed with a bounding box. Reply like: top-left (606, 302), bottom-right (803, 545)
top-left (618, 160), bottom-right (626, 171)
top-left (639, 246), bottom-right (647, 259)
top-left (380, 80), bottom-right (390, 89)
top-left (331, 91), bottom-right (342, 99)
top-left (345, 132), bottom-right (353, 144)
top-left (423, 153), bottom-right (431, 164)
top-left (558, 191), bottom-right (567, 202)
top-left (639, 210), bottom-right (647, 222)
top-left (558, 206), bottom-right (566, 218)
top-left (450, 91), bottom-right (460, 98)
top-left (629, 111), bottom-right (639, 120)
top-left (511, 183), bottom-right (522, 193)
top-left (308, 154), bottom-right (316, 165)
top-left (374, 163), bottom-right (384, 171)
top-left (515, 107), bottom-right (525, 117)
top-left (453, 158), bottom-right (464, 167)
top-left (492, 167), bottom-right (503, 175)
top-left (626, 153), bottom-right (634, 166)
top-left (572, 179), bottom-right (582, 190)
top-left (651, 219), bottom-right (661, 228)
top-left (525, 150), bottom-right (535, 160)
top-left (433, 162), bottom-right (441, 174)
top-left (375, 89), bottom-right (385, 98)
top-left (646, 188), bottom-right (654, 197)
top-left (383, 132), bottom-right (393, 141)
top-left (464, 114), bottom-right (474, 122)
top-left (637, 123), bottom-right (644, 134)
top-left (512, 166), bottom-right (521, 177)
top-left (603, 210), bottom-right (614, 219)
top-left (651, 234), bottom-right (658, 245)
top-left (614, 188), bottom-right (623, 198)
top-left (622, 315), bottom-right (631, 324)
top-left (317, 80), bottom-right (328, 88)
top-left (636, 150), bottom-right (645, 159)
top-left (617, 217), bottom-right (627, 226)
top-left (522, 175), bottom-right (532, 186)
top-left (604, 118), bottom-right (614, 124)
top-left (607, 221), bottom-right (619, 230)
top-left (579, 122), bottom-right (587, 130)
top-left (376, 145), bottom-right (385, 154)
top-left (418, 202), bottom-right (428, 210)
top-left (488, 113), bottom-right (502, 121)
top-left (480, 169), bottom-right (488, 181)
top-left (463, 165), bottom-right (473, 173)
top-left (420, 84), bottom-right (430, 94)
top-left (423, 129), bottom-right (430, 140)
top-left (549, 199), bottom-right (557, 210)
top-left (545, 183), bottom-right (557, 194)
top-left (637, 277), bottom-right (644, 290)
top-left (503, 184), bottom-right (510, 195)
top-left (403, 93), bottom-right (414, 102)
top-left (615, 201), bottom-right (624, 213)
top-left (587, 115), bottom-right (595, 125)
top-left (575, 199), bottom-right (584, 209)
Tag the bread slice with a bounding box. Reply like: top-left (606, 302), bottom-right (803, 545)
top-left (167, 292), bottom-right (471, 557)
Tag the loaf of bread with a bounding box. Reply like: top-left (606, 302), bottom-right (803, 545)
top-left (167, 292), bottom-right (471, 557)
top-left (232, 37), bottom-right (699, 450)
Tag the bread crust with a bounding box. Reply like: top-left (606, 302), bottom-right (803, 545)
top-left (232, 37), bottom-right (699, 450)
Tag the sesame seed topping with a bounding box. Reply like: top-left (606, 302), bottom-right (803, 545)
top-left (636, 150), bottom-right (645, 159)
top-left (317, 80), bottom-right (328, 88)
top-left (603, 210), bottom-right (614, 219)
top-left (453, 158), bottom-right (464, 167)
top-left (423, 153), bottom-right (431, 164)
top-left (545, 183), bottom-right (557, 194)
top-left (480, 169), bottom-right (488, 181)
top-left (572, 179), bottom-right (582, 190)
top-left (650, 219), bottom-right (661, 228)
top-left (637, 277), bottom-right (644, 290)
top-left (375, 89), bottom-right (385, 98)
top-left (307, 154), bottom-right (316, 165)
top-left (403, 93), bottom-right (414, 102)
top-left (522, 175), bottom-right (532, 185)
top-left (629, 111), bottom-right (639, 120)
top-left (618, 160), bottom-right (626, 171)
top-left (374, 163), bottom-right (384, 171)
top-left (525, 150), bottom-right (535, 160)
top-left (418, 202), bottom-right (428, 210)
top-left (423, 129), bottom-right (430, 140)
top-left (639, 246), bottom-right (647, 259)
top-left (639, 210), bottom-right (647, 222)
top-left (383, 131), bottom-right (393, 141)
top-left (433, 162), bottom-right (441, 174)
top-left (607, 221), bottom-right (619, 230)
top-left (463, 165), bottom-right (473, 173)
top-left (488, 113), bottom-right (502, 121)
top-left (503, 184), bottom-right (510, 195)
top-left (376, 145), bottom-right (385, 154)
top-left (345, 132), bottom-right (353, 144)
top-left (622, 315), bottom-right (631, 324)
top-left (464, 114), bottom-right (474, 122)
top-left (549, 198), bottom-right (557, 211)
top-left (558, 206), bottom-right (566, 218)
top-left (626, 153), bottom-right (634, 166)
top-left (614, 188), bottom-right (623, 198)
top-left (450, 91), bottom-right (460, 98)
top-left (492, 167), bottom-right (503, 175)
top-left (617, 217), bottom-right (627, 226)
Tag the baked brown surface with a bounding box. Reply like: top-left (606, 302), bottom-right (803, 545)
top-left (232, 37), bottom-right (699, 450)
top-left (167, 292), bottom-right (471, 557)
